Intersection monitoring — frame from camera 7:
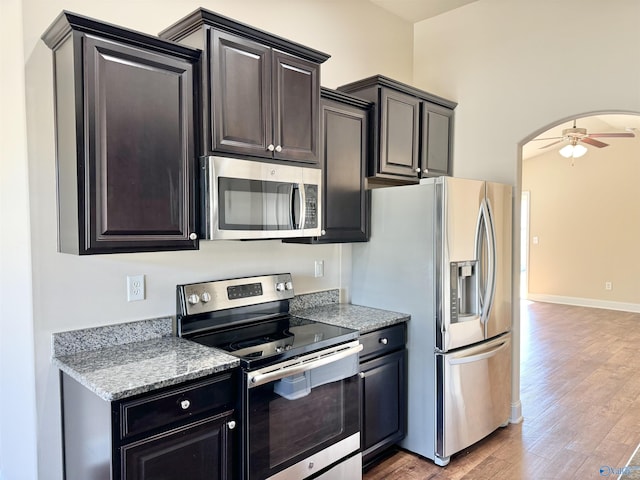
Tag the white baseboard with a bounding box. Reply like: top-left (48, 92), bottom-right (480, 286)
top-left (526, 293), bottom-right (640, 313)
top-left (510, 401), bottom-right (523, 424)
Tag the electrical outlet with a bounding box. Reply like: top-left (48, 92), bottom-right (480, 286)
top-left (605, 281), bottom-right (612, 291)
top-left (314, 260), bottom-right (324, 278)
top-left (127, 275), bottom-right (145, 301)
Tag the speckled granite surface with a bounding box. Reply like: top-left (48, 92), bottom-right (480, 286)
top-left (295, 303), bottom-right (410, 334)
top-left (52, 317), bottom-right (173, 357)
top-left (290, 289), bottom-right (339, 312)
top-left (53, 336), bottom-right (239, 401)
top-left (51, 291), bottom-right (406, 402)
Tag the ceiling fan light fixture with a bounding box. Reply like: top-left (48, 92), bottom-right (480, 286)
top-left (572, 144), bottom-right (588, 157)
top-left (559, 143), bottom-right (588, 158)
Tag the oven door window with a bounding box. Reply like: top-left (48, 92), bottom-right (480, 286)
top-left (247, 358), bottom-right (360, 479)
top-left (218, 177), bottom-right (301, 231)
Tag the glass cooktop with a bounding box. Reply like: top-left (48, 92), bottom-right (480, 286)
top-left (190, 316), bottom-right (358, 369)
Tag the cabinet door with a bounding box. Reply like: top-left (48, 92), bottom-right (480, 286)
top-left (361, 349), bottom-right (407, 465)
top-left (320, 99), bottom-right (369, 242)
top-left (421, 102), bottom-right (453, 177)
top-left (82, 36), bottom-right (197, 253)
top-left (120, 412), bottom-right (235, 480)
top-left (379, 88), bottom-right (420, 178)
top-left (211, 30), bottom-right (272, 158)
top-left (272, 50), bottom-right (320, 164)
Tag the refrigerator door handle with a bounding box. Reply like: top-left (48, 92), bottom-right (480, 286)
top-left (477, 200), bottom-right (494, 325)
top-left (475, 204), bottom-right (486, 311)
top-left (483, 198), bottom-right (498, 326)
top-left (448, 337), bottom-right (510, 365)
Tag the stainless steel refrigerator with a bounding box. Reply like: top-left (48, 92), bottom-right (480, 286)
top-left (351, 176), bottom-right (512, 466)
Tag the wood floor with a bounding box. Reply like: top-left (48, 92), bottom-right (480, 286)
top-left (364, 301), bottom-right (640, 480)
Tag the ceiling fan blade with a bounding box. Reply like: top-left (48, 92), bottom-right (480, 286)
top-left (538, 139), bottom-right (565, 149)
top-left (587, 132), bottom-right (635, 138)
top-left (581, 137), bottom-right (609, 148)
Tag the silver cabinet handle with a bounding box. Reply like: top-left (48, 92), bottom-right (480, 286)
top-left (180, 399), bottom-right (191, 410)
top-left (275, 145), bottom-right (283, 152)
top-left (267, 144), bottom-right (275, 152)
top-left (379, 338), bottom-right (388, 345)
top-left (189, 232), bottom-right (197, 240)
top-left (227, 420), bottom-right (236, 430)
top-left (415, 168), bottom-right (421, 173)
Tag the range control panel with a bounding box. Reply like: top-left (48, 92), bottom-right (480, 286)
top-left (178, 273), bottom-right (294, 316)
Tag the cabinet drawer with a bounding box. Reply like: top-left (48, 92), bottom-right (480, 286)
top-left (360, 324), bottom-right (406, 361)
top-left (120, 372), bottom-right (235, 439)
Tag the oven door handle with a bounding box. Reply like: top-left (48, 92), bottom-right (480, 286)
top-left (248, 343), bottom-right (363, 388)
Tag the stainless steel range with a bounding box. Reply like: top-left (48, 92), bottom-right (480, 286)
top-left (177, 273), bottom-right (363, 480)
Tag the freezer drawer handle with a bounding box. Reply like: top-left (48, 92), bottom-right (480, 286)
top-left (448, 339), bottom-right (510, 366)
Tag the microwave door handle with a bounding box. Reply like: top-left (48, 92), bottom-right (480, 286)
top-left (288, 184), bottom-right (296, 229)
top-left (297, 183), bottom-right (306, 230)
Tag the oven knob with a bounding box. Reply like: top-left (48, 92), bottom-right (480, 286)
top-left (201, 292), bottom-right (211, 303)
top-left (275, 346), bottom-right (284, 353)
top-left (276, 282), bottom-right (286, 292)
top-left (187, 294), bottom-right (200, 305)
top-left (285, 281), bottom-right (293, 291)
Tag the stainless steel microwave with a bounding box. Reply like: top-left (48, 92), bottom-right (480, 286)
top-left (200, 156), bottom-right (322, 240)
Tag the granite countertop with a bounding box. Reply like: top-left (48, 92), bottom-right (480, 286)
top-left (296, 303), bottom-right (410, 334)
top-left (52, 293), bottom-right (408, 402)
top-left (53, 327), bottom-right (239, 402)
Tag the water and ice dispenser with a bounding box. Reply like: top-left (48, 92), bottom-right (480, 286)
top-left (450, 261), bottom-right (479, 323)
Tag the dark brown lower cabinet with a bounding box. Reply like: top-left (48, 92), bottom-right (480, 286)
top-left (120, 414), bottom-right (232, 480)
top-left (359, 324), bottom-right (407, 468)
top-left (61, 371), bottom-right (238, 480)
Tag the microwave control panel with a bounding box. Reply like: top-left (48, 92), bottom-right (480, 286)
top-left (304, 185), bottom-right (318, 228)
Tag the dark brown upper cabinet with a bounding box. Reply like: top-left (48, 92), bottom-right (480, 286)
top-left (285, 88), bottom-right (371, 244)
top-left (160, 8), bottom-right (330, 166)
top-left (338, 75), bottom-right (456, 186)
top-left (42, 12), bottom-right (200, 255)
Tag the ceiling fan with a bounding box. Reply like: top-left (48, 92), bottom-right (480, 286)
top-left (534, 120), bottom-right (636, 151)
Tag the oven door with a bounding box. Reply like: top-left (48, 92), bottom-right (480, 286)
top-left (245, 341), bottom-right (362, 480)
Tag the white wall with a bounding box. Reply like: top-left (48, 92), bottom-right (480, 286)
top-left (4, 1), bottom-right (414, 478)
top-left (413, 0), bottom-right (640, 185)
top-left (0, 1), bottom-right (39, 479)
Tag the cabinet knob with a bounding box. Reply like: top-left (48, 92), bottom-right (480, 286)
top-left (189, 232), bottom-right (197, 240)
top-left (267, 144), bottom-right (275, 152)
top-left (180, 399), bottom-right (191, 410)
top-left (415, 168), bottom-right (421, 173)
top-left (379, 337), bottom-right (389, 345)
top-left (359, 372), bottom-right (365, 379)
top-left (321, 230), bottom-right (326, 236)
top-left (275, 145), bottom-right (283, 153)
top-left (227, 420), bottom-right (236, 430)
